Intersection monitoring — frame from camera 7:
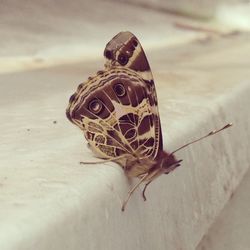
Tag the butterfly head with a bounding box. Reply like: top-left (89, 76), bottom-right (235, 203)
top-left (161, 152), bottom-right (182, 174)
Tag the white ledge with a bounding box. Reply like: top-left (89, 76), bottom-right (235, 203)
top-left (1, 33), bottom-right (250, 250)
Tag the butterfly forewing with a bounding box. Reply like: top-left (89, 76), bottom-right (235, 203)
top-left (104, 31), bottom-right (163, 156)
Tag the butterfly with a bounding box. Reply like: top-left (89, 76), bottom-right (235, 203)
top-left (66, 31), bottom-right (232, 211)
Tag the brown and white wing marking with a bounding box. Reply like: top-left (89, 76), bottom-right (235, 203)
top-left (104, 31), bottom-right (163, 155)
top-left (66, 31), bottom-right (163, 164)
top-left (66, 67), bottom-right (160, 162)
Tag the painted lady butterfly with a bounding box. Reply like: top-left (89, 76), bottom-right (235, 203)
top-left (66, 31), bottom-right (232, 211)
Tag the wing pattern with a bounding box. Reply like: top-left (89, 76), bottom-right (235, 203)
top-left (66, 31), bottom-right (163, 165)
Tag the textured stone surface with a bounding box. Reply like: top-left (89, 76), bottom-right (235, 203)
top-left (197, 168), bottom-right (250, 250)
top-left (0, 32), bottom-right (250, 250)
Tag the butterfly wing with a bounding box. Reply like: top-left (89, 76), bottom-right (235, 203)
top-left (66, 32), bottom-right (163, 163)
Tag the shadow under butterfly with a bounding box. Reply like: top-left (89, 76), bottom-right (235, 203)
top-left (66, 31), bottom-right (232, 211)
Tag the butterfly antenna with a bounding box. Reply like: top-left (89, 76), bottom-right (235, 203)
top-left (170, 123), bottom-right (232, 156)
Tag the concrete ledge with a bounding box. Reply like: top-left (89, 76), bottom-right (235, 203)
top-left (0, 33), bottom-right (250, 249)
top-left (197, 168), bottom-right (250, 249)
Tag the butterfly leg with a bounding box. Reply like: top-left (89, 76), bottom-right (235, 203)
top-left (121, 174), bottom-right (149, 212)
top-left (142, 160), bottom-right (183, 201)
top-left (142, 180), bottom-right (152, 201)
top-left (141, 169), bottom-right (163, 201)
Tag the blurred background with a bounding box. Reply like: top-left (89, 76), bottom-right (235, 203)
top-left (1, 0), bottom-right (250, 74)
